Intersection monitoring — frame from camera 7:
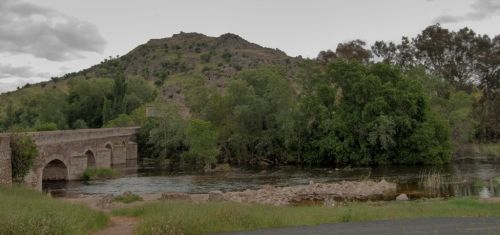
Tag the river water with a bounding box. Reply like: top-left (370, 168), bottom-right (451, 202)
top-left (44, 158), bottom-right (500, 199)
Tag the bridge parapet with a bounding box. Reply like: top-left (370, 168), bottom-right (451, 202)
top-left (25, 127), bottom-right (139, 145)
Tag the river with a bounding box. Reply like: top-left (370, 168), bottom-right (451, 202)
top-left (44, 158), bottom-right (500, 199)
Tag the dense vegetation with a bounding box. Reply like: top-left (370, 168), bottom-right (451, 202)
top-left (113, 198), bottom-right (500, 235)
top-left (0, 186), bottom-right (108, 235)
top-left (0, 24), bottom-right (498, 167)
top-left (9, 134), bottom-right (38, 183)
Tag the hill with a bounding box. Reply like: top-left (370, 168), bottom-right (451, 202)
top-left (0, 32), bottom-right (304, 113)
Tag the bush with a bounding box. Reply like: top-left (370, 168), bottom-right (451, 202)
top-left (10, 134), bottom-right (38, 183)
top-left (82, 168), bottom-right (119, 181)
top-left (114, 193), bottom-right (143, 204)
top-left (221, 51), bottom-right (232, 63)
top-left (33, 122), bottom-right (58, 131)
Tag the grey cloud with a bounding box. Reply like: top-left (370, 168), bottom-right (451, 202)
top-left (0, 0), bottom-right (106, 61)
top-left (434, 0), bottom-right (500, 23)
top-left (0, 63), bottom-right (49, 79)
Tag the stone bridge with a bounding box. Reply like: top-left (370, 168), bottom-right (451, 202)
top-left (0, 127), bottom-right (139, 190)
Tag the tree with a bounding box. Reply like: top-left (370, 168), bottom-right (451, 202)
top-left (67, 78), bottom-right (113, 128)
top-left (296, 61), bottom-right (451, 165)
top-left (335, 40), bottom-right (372, 64)
top-left (10, 134), bottom-right (38, 183)
top-left (146, 104), bottom-right (187, 161)
top-left (184, 119), bottom-right (219, 168)
top-left (202, 67), bottom-right (295, 165)
top-left (111, 74), bottom-right (127, 116)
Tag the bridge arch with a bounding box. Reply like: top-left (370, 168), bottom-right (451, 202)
top-left (85, 150), bottom-right (96, 168)
top-left (42, 159), bottom-right (68, 181)
top-left (105, 142), bottom-right (113, 165)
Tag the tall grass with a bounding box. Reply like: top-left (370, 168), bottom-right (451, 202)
top-left (113, 198), bottom-right (500, 235)
top-left (419, 169), bottom-right (443, 189)
top-left (0, 186), bottom-right (108, 235)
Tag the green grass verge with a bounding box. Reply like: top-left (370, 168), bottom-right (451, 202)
top-left (83, 168), bottom-right (119, 181)
top-left (0, 186), bottom-right (108, 235)
top-left (114, 193), bottom-right (143, 204)
top-left (113, 198), bottom-right (500, 235)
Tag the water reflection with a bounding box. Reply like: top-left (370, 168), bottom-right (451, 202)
top-left (43, 158), bottom-right (500, 199)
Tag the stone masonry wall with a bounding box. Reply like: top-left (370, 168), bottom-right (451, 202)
top-left (0, 135), bottom-right (12, 185)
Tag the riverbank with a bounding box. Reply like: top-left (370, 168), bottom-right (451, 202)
top-left (0, 186), bottom-right (108, 235)
top-left (4, 186), bottom-right (500, 235)
top-left (63, 180), bottom-right (397, 209)
top-left (112, 198), bottom-right (500, 235)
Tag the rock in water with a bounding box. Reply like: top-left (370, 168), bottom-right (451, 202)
top-left (396, 193), bottom-right (409, 201)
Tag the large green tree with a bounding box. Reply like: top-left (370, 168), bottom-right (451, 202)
top-left (295, 62), bottom-right (451, 165)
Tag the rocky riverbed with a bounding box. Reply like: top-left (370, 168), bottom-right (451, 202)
top-left (216, 180), bottom-right (397, 206)
top-left (65, 180), bottom-right (398, 209)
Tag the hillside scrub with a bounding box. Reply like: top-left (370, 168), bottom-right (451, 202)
top-left (112, 198), bottom-right (500, 235)
top-left (0, 186), bottom-right (108, 235)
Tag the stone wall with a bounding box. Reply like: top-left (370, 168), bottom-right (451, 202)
top-left (0, 135), bottom-right (12, 185)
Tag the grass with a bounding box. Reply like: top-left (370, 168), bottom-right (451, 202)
top-left (83, 168), bottom-right (119, 181)
top-left (113, 198), bottom-right (500, 235)
top-left (474, 143), bottom-right (500, 158)
top-left (114, 193), bottom-right (143, 204)
top-left (0, 186), bottom-right (108, 235)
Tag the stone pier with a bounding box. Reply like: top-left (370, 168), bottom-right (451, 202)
top-left (0, 135), bottom-right (12, 185)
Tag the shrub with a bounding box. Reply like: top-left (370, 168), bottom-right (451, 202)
top-left (221, 51), bottom-right (232, 63)
top-left (10, 134), bottom-right (38, 183)
top-left (33, 122), bottom-right (58, 131)
top-left (82, 168), bottom-right (119, 181)
top-left (114, 193), bottom-right (143, 204)
top-left (200, 53), bottom-right (211, 63)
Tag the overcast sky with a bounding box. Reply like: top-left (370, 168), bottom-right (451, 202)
top-left (1, 0), bottom-right (500, 93)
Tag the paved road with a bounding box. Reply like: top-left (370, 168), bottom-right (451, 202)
top-left (218, 217), bottom-right (500, 235)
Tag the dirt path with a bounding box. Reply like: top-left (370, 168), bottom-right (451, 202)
top-left (92, 216), bottom-right (138, 235)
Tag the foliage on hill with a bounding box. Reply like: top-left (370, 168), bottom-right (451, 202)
top-left (0, 26), bottom-right (498, 166)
